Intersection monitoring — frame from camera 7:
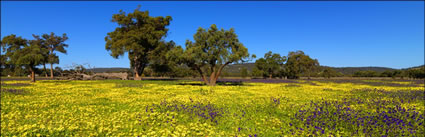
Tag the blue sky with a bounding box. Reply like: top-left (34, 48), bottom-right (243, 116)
top-left (1, 1), bottom-right (424, 69)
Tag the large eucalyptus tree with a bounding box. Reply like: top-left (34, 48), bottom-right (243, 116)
top-left (41, 32), bottom-right (68, 78)
top-left (171, 24), bottom-right (253, 86)
top-left (105, 6), bottom-right (172, 79)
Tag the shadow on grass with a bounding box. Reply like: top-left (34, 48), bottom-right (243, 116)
top-left (216, 81), bottom-right (244, 86)
top-left (177, 83), bottom-right (205, 86)
top-left (0, 83), bottom-right (31, 87)
top-left (141, 78), bottom-right (180, 81)
top-left (1, 88), bottom-right (28, 95)
top-left (177, 81), bottom-right (245, 86)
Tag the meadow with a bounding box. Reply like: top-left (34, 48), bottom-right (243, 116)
top-left (1, 79), bottom-right (424, 136)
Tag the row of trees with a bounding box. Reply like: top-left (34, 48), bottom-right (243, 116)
top-left (353, 68), bottom-right (425, 79)
top-left (105, 6), bottom-right (253, 86)
top-left (252, 51), bottom-right (319, 79)
top-left (1, 33), bottom-right (68, 82)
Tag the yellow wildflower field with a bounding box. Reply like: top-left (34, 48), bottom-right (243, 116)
top-left (1, 79), bottom-right (424, 136)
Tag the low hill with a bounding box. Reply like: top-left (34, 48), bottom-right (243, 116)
top-left (222, 63), bottom-right (256, 74)
top-left (222, 63), bottom-right (397, 75)
top-left (320, 66), bottom-right (396, 75)
top-left (402, 65), bottom-right (425, 70)
top-left (86, 64), bottom-right (423, 76)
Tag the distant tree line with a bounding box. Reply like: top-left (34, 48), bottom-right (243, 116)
top-left (252, 50), bottom-right (319, 79)
top-left (352, 68), bottom-right (425, 79)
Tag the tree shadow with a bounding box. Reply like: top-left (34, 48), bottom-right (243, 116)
top-left (216, 81), bottom-right (244, 86)
top-left (176, 81), bottom-right (246, 86)
top-left (142, 78), bottom-right (180, 81)
top-left (1, 88), bottom-right (28, 95)
top-left (177, 83), bottom-right (205, 86)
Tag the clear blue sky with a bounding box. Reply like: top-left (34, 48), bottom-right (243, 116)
top-left (1, 1), bottom-right (424, 69)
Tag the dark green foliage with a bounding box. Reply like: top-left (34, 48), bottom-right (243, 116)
top-left (251, 67), bottom-right (263, 78)
top-left (149, 41), bottom-right (181, 77)
top-left (254, 51), bottom-right (286, 79)
top-left (406, 66), bottom-right (425, 79)
top-left (330, 66), bottom-right (396, 76)
top-left (353, 70), bottom-right (379, 77)
top-left (105, 5), bottom-right (172, 79)
top-left (285, 50), bottom-right (319, 79)
top-left (320, 68), bottom-right (339, 79)
top-left (1, 35), bottom-right (28, 76)
top-left (380, 70), bottom-right (394, 77)
top-left (379, 70), bottom-right (405, 78)
top-left (5, 35), bottom-right (49, 82)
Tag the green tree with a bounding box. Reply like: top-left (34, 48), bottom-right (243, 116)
top-left (321, 67), bottom-right (337, 79)
top-left (251, 67), bottom-right (264, 78)
top-left (353, 70), bottom-right (379, 77)
top-left (171, 24), bottom-right (253, 86)
top-left (303, 58), bottom-right (320, 79)
top-left (380, 70), bottom-right (393, 77)
top-left (41, 32), bottom-right (68, 78)
top-left (11, 38), bottom-right (47, 82)
top-left (30, 34), bottom-right (48, 78)
top-left (406, 67), bottom-right (425, 79)
top-left (1, 34), bottom-right (27, 76)
top-left (149, 41), bottom-right (179, 77)
top-left (105, 6), bottom-right (172, 80)
top-left (285, 50), bottom-right (319, 79)
top-left (254, 58), bottom-right (267, 78)
top-left (254, 51), bottom-right (286, 79)
top-left (392, 70), bottom-right (403, 79)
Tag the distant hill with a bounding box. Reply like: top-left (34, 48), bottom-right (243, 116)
top-left (402, 65), bottom-right (425, 70)
top-left (222, 63), bottom-right (398, 75)
top-left (222, 63), bottom-right (256, 74)
top-left (320, 66), bottom-right (396, 75)
top-left (86, 64), bottom-right (423, 76)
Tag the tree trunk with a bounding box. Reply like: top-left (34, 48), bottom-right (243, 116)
top-left (210, 62), bottom-right (231, 86)
top-left (29, 67), bottom-right (36, 82)
top-left (269, 74), bottom-right (272, 79)
top-left (50, 63), bottom-right (54, 78)
top-left (210, 77), bottom-right (217, 86)
top-left (43, 63), bottom-right (48, 77)
top-left (134, 66), bottom-right (140, 78)
top-left (209, 72), bottom-right (218, 86)
top-left (209, 70), bottom-right (216, 86)
top-left (196, 67), bottom-right (210, 85)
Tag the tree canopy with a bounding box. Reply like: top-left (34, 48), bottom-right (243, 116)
top-left (105, 6), bottom-right (172, 79)
top-left (1, 34), bottom-right (47, 82)
top-left (285, 50), bottom-right (319, 79)
top-left (254, 51), bottom-right (286, 79)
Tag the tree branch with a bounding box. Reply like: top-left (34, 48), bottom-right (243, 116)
top-left (215, 61), bottom-right (231, 79)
